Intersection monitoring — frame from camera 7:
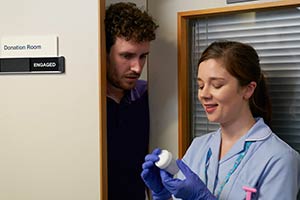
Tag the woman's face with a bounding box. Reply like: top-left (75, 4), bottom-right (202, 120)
top-left (197, 58), bottom-right (250, 126)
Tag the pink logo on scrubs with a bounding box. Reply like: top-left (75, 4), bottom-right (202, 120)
top-left (243, 186), bottom-right (257, 200)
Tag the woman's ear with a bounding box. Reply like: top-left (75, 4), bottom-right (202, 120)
top-left (243, 81), bottom-right (257, 100)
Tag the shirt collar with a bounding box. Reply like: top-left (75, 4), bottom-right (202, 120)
top-left (210, 117), bottom-right (272, 163)
top-left (123, 80), bottom-right (147, 103)
top-left (244, 117), bottom-right (272, 142)
top-left (229, 117), bottom-right (272, 155)
top-left (129, 86), bottom-right (142, 102)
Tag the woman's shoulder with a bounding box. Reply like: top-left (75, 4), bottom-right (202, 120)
top-left (251, 128), bottom-right (300, 168)
top-left (192, 131), bottom-right (216, 144)
top-left (184, 131), bottom-right (219, 158)
top-left (251, 118), bottom-right (299, 159)
top-left (263, 132), bottom-right (299, 158)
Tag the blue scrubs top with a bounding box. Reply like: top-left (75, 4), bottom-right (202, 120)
top-left (176, 118), bottom-right (300, 200)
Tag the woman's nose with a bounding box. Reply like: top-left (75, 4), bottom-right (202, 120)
top-left (198, 86), bottom-right (211, 100)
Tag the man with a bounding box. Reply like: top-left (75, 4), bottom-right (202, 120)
top-left (105, 2), bottom-right (158, 199)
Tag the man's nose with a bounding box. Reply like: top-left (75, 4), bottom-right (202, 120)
top-left (130, 59), bottom-right (144, 74)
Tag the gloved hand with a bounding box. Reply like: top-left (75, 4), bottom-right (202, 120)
top-left (141, 148), bottom-right (172, 200)
top-left (160, 159), bottom-right (216, 200)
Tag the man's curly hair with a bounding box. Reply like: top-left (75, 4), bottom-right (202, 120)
top-left (105, 2), bottom-right (159, 53)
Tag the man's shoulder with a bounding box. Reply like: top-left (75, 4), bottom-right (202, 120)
top-left (136, 79), bottom-right (147, 89)
top-left (134, 80), bottom-right (148, 96)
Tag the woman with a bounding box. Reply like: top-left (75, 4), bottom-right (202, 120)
top-left (141, 41), bottom-right (300, 200)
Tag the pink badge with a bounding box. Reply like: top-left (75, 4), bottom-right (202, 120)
top-left (243, 186), bottom-right (257, 200)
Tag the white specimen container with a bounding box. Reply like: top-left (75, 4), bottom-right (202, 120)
top-left (155, 149), bottom-right (179, 175)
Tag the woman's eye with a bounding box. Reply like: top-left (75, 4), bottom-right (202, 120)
top-left (213, 84), bottom-right (222, 89)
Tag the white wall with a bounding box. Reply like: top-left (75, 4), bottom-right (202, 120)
top-left (0, 0), bottom-right (100, 199)
top-left (147, 0), bottom-right (280, 157)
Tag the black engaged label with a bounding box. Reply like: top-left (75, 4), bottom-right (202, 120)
top-left (0, 57), bottom-right (65, 74)
top-left (30, 57), bottom-right (59, 71)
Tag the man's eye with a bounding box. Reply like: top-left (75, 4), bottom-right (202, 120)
top-left (140, 54), bottom-right (148, 59)
top-left (121, 54), bottom-right (133, 59)
top-left (198, 85), bottom-right (204, 90)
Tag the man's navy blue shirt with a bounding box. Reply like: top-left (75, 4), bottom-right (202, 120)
top-left (107, 80), bottom-right (149, 200)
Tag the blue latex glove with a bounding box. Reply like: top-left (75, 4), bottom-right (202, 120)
top-left (141, 148), bottom-right (172, 200)
top-left (160, 159), bottom-right (216, 200)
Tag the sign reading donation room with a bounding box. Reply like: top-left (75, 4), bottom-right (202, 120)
top-left (0, 35), bottom-right (65, 74)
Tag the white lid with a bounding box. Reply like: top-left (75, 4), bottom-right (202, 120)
top-left (155, 150), bottom-right (172, 169)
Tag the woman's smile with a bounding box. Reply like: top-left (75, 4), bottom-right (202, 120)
top-left (203, 103), bottom-right (218, 113)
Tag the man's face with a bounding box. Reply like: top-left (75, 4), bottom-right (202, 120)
top-left (107, 37), bottom-right (150, 91)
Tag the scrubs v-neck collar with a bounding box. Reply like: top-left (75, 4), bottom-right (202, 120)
top-left (206, 118), bottom-right (272, 193)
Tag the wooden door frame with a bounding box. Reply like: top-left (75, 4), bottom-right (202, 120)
top-left (99, 0), bottom-right (107, 199)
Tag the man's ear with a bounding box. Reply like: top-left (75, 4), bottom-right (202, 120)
top-left (243, 81), bottom-right (257, 100)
